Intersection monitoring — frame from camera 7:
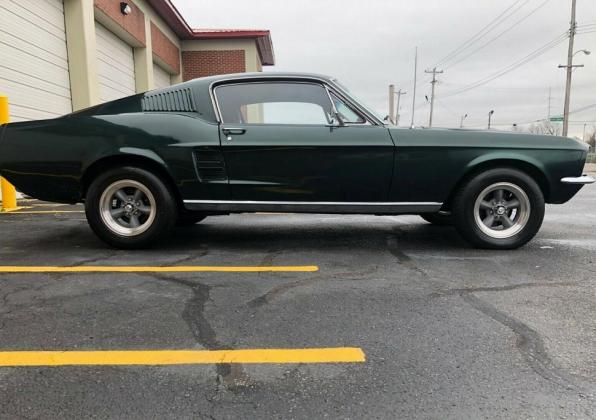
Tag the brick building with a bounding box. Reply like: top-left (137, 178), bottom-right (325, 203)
top-left (0, 0), bottom-right (275, 121)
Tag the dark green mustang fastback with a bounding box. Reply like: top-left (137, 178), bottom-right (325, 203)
top-left (0, 72), bottom-right (593, 249)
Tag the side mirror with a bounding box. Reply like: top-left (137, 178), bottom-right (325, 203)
top-left (326, 112), bottom-right (345, 127)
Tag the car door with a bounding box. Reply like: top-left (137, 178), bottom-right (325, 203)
top-left (214, 80), bottom-right (395, 203)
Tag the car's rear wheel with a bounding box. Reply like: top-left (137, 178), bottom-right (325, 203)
top-left (420, 211), bottom-right (452, 226)
top-left (452, 168), bottom-right (544, 249)
top-left (85, 167), bottom-right (176, 248)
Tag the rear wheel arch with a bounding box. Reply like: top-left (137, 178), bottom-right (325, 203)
top-left (445, 159), bottom-right (550, 208)
top-left (81, 155), bottom-right (182, 207)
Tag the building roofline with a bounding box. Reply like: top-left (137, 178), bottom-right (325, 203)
top-left (191, 29), bottom-right (275, 65)
top-left (144, 0), bottom-right (275, 65)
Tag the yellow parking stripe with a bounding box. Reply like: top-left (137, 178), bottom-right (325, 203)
top-left (0, 210), bottom-right (84, 214)
top-left (0, 348), bottom-right (365, 366)
top-left (0, 265), bottom-right (319, 273)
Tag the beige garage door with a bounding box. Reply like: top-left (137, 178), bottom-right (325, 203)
top-left (153, 63), bottom-right (171, 90)
top-left (0, 0), bottom-right (72, 121)
top-left (95, 22), bottom-right (136, 103)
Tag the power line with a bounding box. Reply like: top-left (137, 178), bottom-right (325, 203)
top-left (443, 0), bottom-right (551, 70)
top-left (433, 0), bottom-right (527, 68)
top-left (440, 32), bottom-right (568, 98)
top-left (569, 103), bottom-right (596, 115)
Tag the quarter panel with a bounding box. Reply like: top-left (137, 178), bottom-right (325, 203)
top-left (0, 113), bottom-right (222, 203)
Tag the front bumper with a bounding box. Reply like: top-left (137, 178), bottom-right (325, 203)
top-left (560, 175), bottom-right (596, 185)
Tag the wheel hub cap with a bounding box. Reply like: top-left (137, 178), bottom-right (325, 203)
top-left (473, 182), bottom-right (531, 239)
top-left (99, 179), bottom-right (157, 237)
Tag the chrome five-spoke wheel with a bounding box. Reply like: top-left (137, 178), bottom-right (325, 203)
top-left (473, 182), bottom-right (530, 239)
top-left (99, 179), bottom-right (156, 236)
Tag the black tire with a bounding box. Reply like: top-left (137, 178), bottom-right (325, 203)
top-left (420, 211), bottom-right (452, 226)
top-left (85, 167), bottom-right (177, 249)
top-left (452, 168), bottom-right (545, 249)
top-left (176, 212), bottom-right (207, 227)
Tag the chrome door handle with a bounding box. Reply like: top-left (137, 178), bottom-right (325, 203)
top-left (222, 128), bottom-right (246, 135)
top-left (222, 127), bottom-right (246, 141)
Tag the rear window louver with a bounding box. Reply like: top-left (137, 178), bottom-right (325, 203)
top-left (141, 88), bottom-right (196, 112)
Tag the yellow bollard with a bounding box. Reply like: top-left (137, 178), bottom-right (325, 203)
top-left (0, 94), bottom-right (18, 212)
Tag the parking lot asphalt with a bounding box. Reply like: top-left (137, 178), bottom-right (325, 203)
top-left (0, 187), bottom-right (595, 419)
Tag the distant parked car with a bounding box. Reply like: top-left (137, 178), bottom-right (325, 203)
top-left (0, 72), bottom-right (593, 249)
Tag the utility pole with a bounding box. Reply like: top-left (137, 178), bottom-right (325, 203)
top-left (410, 47), bottom-right (418, 128)
top-left (388, 84), bottom-right (395, 124)
top-left (394, 88), bottom-right (407, 125)
top-left (488, 110), bottom-right (495, 130)
top-left (560, 0), bottom-right (578, 137)
top-left (425, 67), bottom-right (443, 127)
top-left (459, 113), bottom-right (468, 128)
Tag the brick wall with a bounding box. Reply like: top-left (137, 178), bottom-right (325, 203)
top-left (182, 50), bottom-right (245, 81)
top-left (94, 0), bottom-right (146, 45)
top-left (151, 23), bottom-right (180, 73)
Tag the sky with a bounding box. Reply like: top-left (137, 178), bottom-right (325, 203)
top-left (172, 0), bottom-right (596, 138)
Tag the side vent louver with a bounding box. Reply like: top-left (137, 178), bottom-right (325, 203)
top-left (141, 88), bottom-right (196, 112)
top-left (193, 151), bottom-right (227, 182)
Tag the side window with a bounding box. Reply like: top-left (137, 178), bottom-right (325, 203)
top-left (330, 92), bottom-right (366, 124)
top-left (215, 82), bottom-right (333, 125)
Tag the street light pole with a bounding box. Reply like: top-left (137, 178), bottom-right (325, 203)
top-left (411, 47), bottom-right (418, 128)
top-left (488, 110), bottom-right (495, 130)
top-left (459, 113), bottom-right (468, 128)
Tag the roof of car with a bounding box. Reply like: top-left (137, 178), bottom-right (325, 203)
top-left (187, 72), bottom-right (336, 87)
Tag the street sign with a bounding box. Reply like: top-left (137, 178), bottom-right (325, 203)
top-left (550, 116), bottom-right (564, 122)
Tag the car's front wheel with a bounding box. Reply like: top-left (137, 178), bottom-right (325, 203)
top-left (85, 167), bottom-right (177, 248)
top-left (452, 168), bottom-right (545, 249)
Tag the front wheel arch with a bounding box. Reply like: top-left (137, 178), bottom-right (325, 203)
top-left (444, 159), bottom-right (550, 209)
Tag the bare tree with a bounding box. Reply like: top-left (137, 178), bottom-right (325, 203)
top-left (527, 121), bottom-right (562, 136)
top-left (587, 127), bottom-right (596, 150)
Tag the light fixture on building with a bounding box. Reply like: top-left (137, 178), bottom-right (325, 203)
top-left (120, 2), bottom-right (132, 15)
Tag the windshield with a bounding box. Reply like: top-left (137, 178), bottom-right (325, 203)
top-left (331, 79), bottom-right (385, 123)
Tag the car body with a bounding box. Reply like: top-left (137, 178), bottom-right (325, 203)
top-left (0, 72), bottom-right (593, 249)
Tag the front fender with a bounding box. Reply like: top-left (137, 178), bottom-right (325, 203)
top-left (463, 152), bottom-right (547, 177)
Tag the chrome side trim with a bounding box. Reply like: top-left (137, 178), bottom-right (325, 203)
top-left (184, 200), bottom-right (441, 205)
top-left (560, 175), bottom-right (595, 184)
top-left (183, 200), bottom-right (443, 214)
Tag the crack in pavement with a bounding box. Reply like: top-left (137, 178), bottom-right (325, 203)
top-left (386, 236), bottom-right (426, 275)
top-left (434, 282), bottom-right (594, 397)
top-left (66, 250), bottom-right (119, 267)
top-left (247, 267), bottom-right (379, 309)
top-left (387, 236), bottom-right (595, 397)
top-left (167, 246), bottom-right (210, 266)
top-left (431, 281), bottom-right (580, 298)
top-left (147, 273), bottom-right (252, 391)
